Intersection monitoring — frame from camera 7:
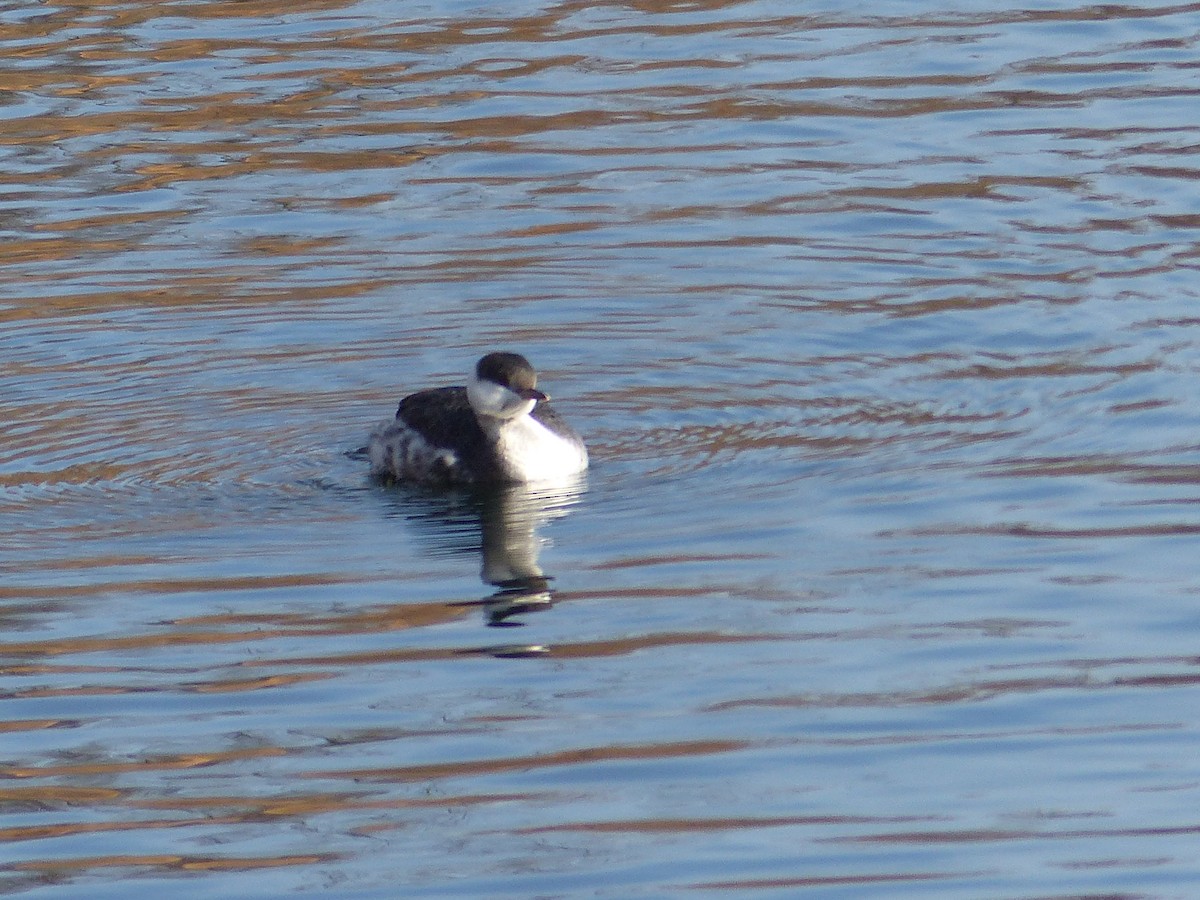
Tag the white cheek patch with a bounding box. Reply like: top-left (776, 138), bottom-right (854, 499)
top-left (468, 375), bottom-right (535, 420)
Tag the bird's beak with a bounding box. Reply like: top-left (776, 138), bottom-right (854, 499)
top-left (520, 388), bottom-right (548, 402)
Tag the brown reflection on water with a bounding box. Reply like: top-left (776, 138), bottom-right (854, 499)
top-left (909, 521), bottom-right (1200, 538)
top-left (0, 785), bottom-right (124, 808)
top-left (117, 148), bottom-right (429, 195)
top-left (133, 789), bottom-right (537, 818)
top-left (2, 746), bottom-right (287, 780)
top-left (6, 852), bottom-right (337, 879)
top-left (710, 654), bottom-right (1200, 712)
top-left (839, 821), bottom-right (1200, 846)
top-left (692, 871), bottom-right (971, 891)
top-left (328, 738), bottom-right (749, 784)
top-left (0, 573), bottom-right (378, 602)
top-left (0, 275), bottom-right (394, 320)
top-left (238, 626), bottom-right (779, 671)
top-left (514, 812), bottom-right (938, 834)
top-left (0, 785), bottom-right (540, 846)
top-left (989, 456), bottom-right (1200, 485)
top-left (0, 598), bottom-right (473, 687)
top-left (0, 719), bottom-right (78, 734)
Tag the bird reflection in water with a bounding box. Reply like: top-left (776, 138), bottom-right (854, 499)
top-left (475, 478), bottom-right (585, 627)
top-left (380, 476), bottom-right (586, 637)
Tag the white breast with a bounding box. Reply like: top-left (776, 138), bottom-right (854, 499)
top-left (495, 415), bottom-right (589, 483)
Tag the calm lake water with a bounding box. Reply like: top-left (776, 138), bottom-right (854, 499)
top-left (3, 1), bottom-right (1200, 897)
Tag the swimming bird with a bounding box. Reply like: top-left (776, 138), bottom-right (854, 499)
top-left (368, 352), bottom-right (588, 486)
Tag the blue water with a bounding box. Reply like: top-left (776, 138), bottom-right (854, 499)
top-left (3, 1), bottom-right (1200, 897)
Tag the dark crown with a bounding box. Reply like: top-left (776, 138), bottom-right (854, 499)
top-left (476, 352), bottom-right (537, 393)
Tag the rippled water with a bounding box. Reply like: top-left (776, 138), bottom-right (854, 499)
top-left (4, 1), bottom-right (1200, 897)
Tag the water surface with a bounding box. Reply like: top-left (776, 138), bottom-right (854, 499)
top-left (3, 1), bottom-right (1200, 897)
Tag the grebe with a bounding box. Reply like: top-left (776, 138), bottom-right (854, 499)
top-left (368, 352), bottom-right (588, 485)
